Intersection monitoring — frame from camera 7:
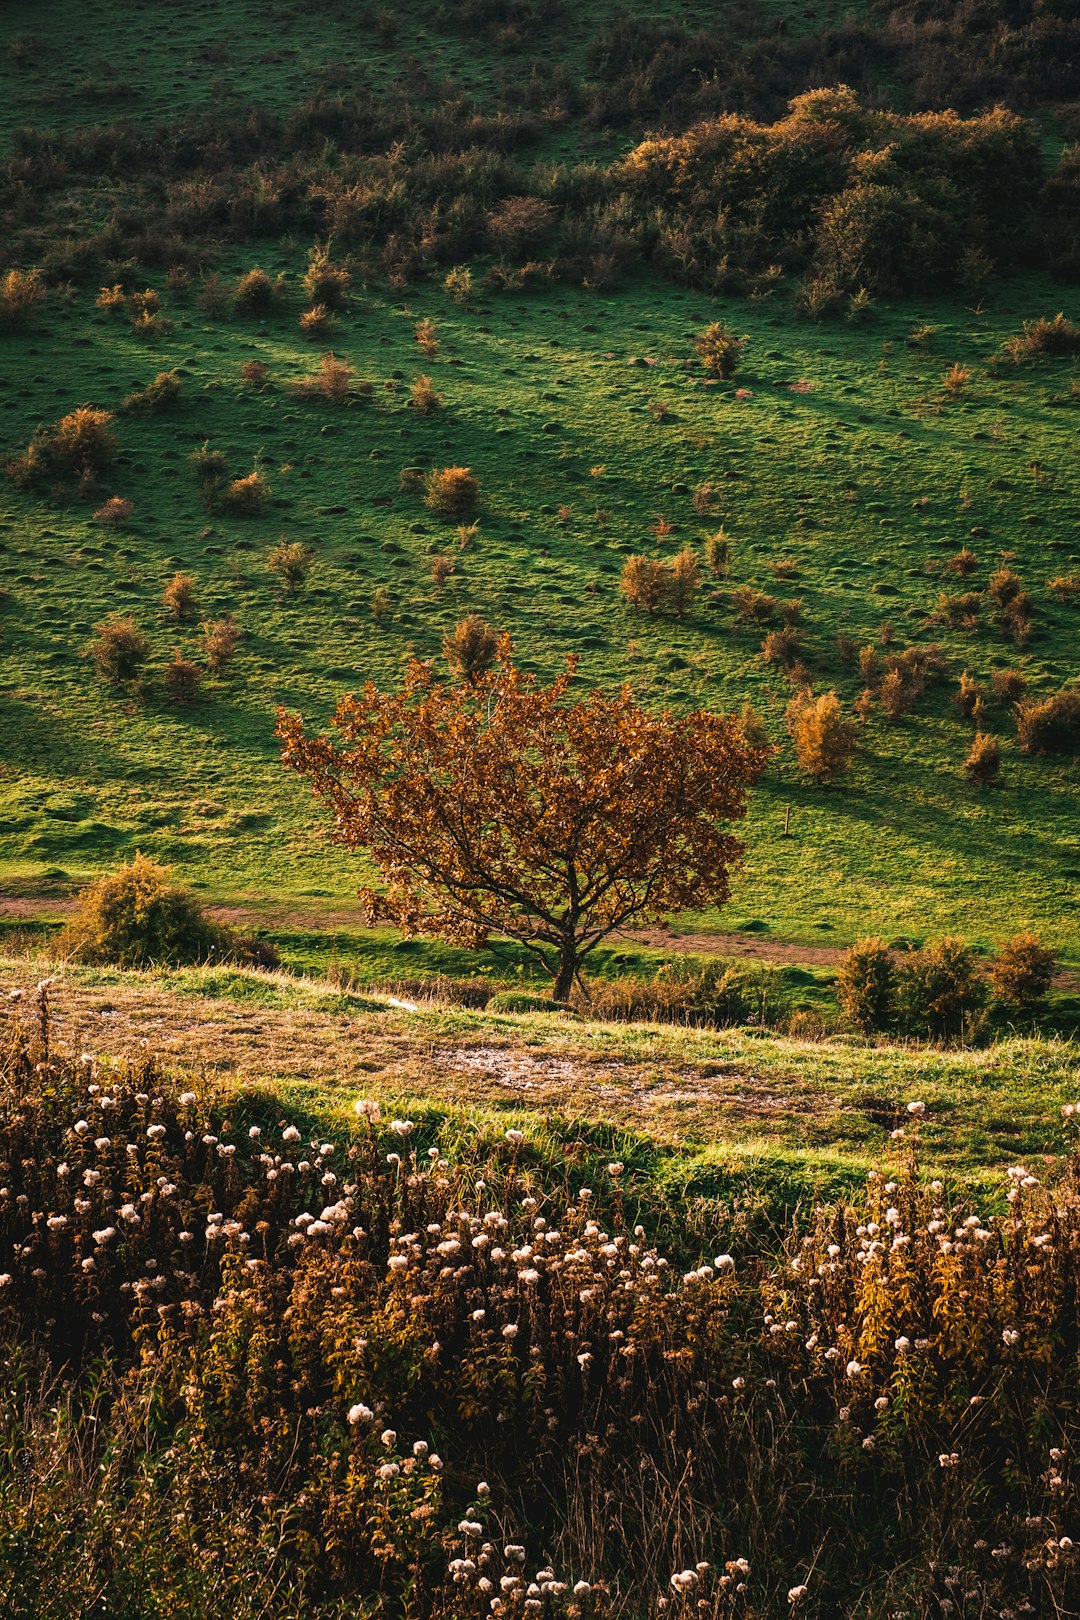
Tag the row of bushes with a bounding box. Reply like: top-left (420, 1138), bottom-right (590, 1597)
top-left (3, 85), bottom-right (1078, 296)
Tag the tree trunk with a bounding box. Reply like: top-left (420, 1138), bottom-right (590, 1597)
top-left (552, 948), bottom-right (577, 1003)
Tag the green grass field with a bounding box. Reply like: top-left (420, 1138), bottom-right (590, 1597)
top-left (1, 263), bottom-right (1078, 961)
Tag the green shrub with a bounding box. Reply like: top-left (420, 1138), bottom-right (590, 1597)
top-left (487, 990), bottom-right (568, 1013)
top-left (897, 936), bottom-right (987, 1041)
top-left (268, 539), bottom-right (314, 592)
top-left (58, 854), bottom-right (226, 966)
top-left (234, 266), bottom-right (285, 315)
top-left (835, 936), bottom-right (895, 1033)
top-left (694, 320), bottom-right (743, 377)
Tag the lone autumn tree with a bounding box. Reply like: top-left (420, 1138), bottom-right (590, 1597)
top-left (277, 647), bottom-right (767, 1000)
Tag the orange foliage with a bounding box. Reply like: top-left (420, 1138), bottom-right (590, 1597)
top-left (277, 651), bottom-right (767, 999)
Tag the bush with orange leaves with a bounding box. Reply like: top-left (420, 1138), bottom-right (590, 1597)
top-left (787, 688), bottom-right (857, 782)
top-left (6, 406), bottom-right (116, 491)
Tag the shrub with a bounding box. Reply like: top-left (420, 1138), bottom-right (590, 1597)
top-left (410, 374), bottom-right (441, 414)
top-left (879, 667), bottom-right (923, 720)
top-left (162, 572), bottom-right (198, 622)
top-left (202, 615), bottom-right (241, 675)
top-left (730, 585), bottom-right (778, 625)
top-left (96, 283), bottom-right (127, 314)
top-left (835, 937), bottom-right (895, 1033)
top-left (234, 267), bottom-right (285, 315)
top-left (787, 689), bottom-right (857, 782)
top-left (240, 359), bottom-right (270, 389)
top-left (93, 496), bottom-right (133, 527)
top-left (219, 469), bottom-right (271, 516)
top-left (123, 369), bottom-right (182, 415)
top-left (1002, 313), bottom-right (1080, 364)
top-left (189, 441), bottom-right (229, 491)
top-left (988, 567), bottom-right (1023, 610)
top-left (704, 530), bottom-right (731, 576)
top-left (415, 317), bottom-right (439, 357)
top-left (299, 352), bottom-right (353, 403)
top-left (58, 854), bottom-right (226, 967)
top-left (443, 265), bottom-right (473, 306)
top-left (1048, 574), bottom-right (1080, 603)
top-left (88, 615), bottom-right (151, 686)
top-left (1016, 689), bottom-right (1080, 754)
top-left (302, 243), bottom-right (350, 309)
top-left (695, 321), bottom-right (743, 377)
top-left (944, 547), bottom-right (978, 578)
top-left (941, 362), bottom-right (971, 396)
top-left (424, 466), bottom-right (478, 518)
top-left (430, 553), bottom-right (454, 591)
top-left (164, 650), bottom-right (202, 704)
top-left (620, 555), bottom-right (668, 612)
top-left (487, 990), bottom-right (566, 1014)
top-left (268, 539), bottom-right (314, 592)
top-left (299, 303), bottom-right (335, 339)
top-left (964, 731), bottom-right (1001, 786)
top-left (898, 936), bottom-right (986, 1041)
top-left (932, 590), bottom-right (981, 629)
top-left (131, 309), bottom-right (173, 341)
top-left (737, 701), bottom-right (769, 749)
top-left (22, 406), bottom-right (117, 484)
top-left (990, 668), bottom-right (1026, 702)
top-left (666, 547), bottom-right (700, 617)
top-left (761, 627), bottom-right (801, 668)
top-left (989, 932), bottom-right (1055, 1009)
top-left (486, 195), bottom-right (557, 255)
top-left (954, 671), bottom-right (984, 720)
top-left (443, 614), bottom-right (499, 685)
top-left (0, 267), bottom-right (46, 328)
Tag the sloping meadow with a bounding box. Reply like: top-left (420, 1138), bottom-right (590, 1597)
top-left (0, 991), bottom-right (1077, 1617)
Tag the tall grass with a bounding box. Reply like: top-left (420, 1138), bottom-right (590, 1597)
top-left (0, 988), bottom-right (1077, 1616)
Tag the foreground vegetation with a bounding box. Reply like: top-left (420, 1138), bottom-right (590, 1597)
top-left (1, 990), bottom-right (1078, 1617)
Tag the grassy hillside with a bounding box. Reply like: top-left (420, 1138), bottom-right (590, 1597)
top-left (0, 0), bottom-right (1078, 978)
top-left (1, 265), bottom-right (1078, 957)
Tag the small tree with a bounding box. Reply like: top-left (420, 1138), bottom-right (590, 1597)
top-left (268, 539), bottom-right (314, 593)
top-left (666, 548), bottom-right (701, 617)
top-left (164, 650), bottom-right (202, 703)
top-left (898, 937), bottom-right (986, 1041)
top-left (277, 651), bottom-right (767, 1001)
top-left (89, 615), bottom-right (151, 686)
top-left (411, 375), bottom-right (441, 414)
top-left (202, 615), bottom-right (241, 675)
top-left (787, 689), bottom-right (856, 782)
top-left (621, 555), bottom-right (668, 612)
top-left (704, 531), bottom-right (732, 577)
top-left (695, 322), bottom-right (743, 378)
top-left (443, 614), bottom-right (499, 685)
top-left (989, 932), bottom-right (1055, 1010)
top-left (163, 572), bottom-right (198, 622)
top-left (836, 937), bottom-right (895, 1033)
